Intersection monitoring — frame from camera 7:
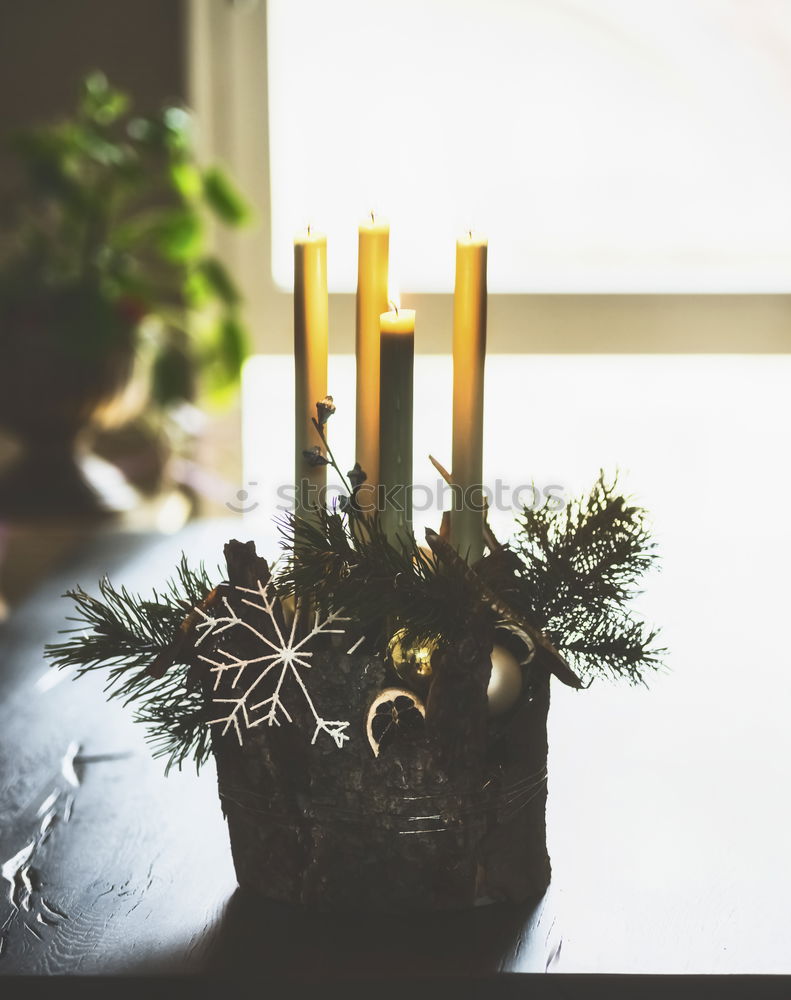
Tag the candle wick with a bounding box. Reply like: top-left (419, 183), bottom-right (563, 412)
top-left (307, 224), bottom-right (312, 237)
top-left (370, 209), bottom-right (375, 223)
top-left (467, 229), bottom-right (473, 240)
top-left (389, 299), bottom-right (399, 316)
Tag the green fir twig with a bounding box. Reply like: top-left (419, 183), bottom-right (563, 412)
top-left (508, 472), bottom-right (663, 683)
top-left (46, 554), bottom-right (216, 772)
top-left (44, 465), bottom-right (664, 771)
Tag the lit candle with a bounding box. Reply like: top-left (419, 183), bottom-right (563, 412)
top-left (356, 213), bottom-right (390, 495)
top-left (450, 232), bottom-right (488, 563)
top-left (378, 301), bottom-right (415, 543)
top-left (294, 227), bottom-right (328, 515)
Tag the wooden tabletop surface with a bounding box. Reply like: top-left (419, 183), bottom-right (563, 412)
top-left (0, 513), bottom-right (790, 988)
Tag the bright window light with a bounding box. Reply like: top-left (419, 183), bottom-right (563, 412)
top-left (268, 0), bottom-right (791, 293)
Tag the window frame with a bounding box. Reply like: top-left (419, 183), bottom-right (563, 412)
top-left (187, 0), bottom-right (791, 356)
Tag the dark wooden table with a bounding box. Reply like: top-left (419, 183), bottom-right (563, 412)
top-left (1, 519), bottom-right (789, 993)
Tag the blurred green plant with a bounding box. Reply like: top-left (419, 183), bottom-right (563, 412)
top-left (0, 71), bottom-right (251, 409)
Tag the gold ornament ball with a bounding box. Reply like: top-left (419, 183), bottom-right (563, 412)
top-left (487, 645), bottom-right (523, 716)
top-left (387, 628), bottom-right (437, 693)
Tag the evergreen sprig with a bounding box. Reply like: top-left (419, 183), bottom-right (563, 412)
top-left (508, 473), bottom-right (662, 683)
top-left (279, 508), bottom-right (486, 650)
top-left (45, 472), bottom-right (663, 771)
top-left (46, 554), bottom-right (216, 771)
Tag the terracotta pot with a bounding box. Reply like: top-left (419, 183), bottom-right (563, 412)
top-left (0, 288), bottom-right (138, 517)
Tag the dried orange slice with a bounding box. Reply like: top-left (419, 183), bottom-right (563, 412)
top-left (365, 687), bottom-right (425, 758)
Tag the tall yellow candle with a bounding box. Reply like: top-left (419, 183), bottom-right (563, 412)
top-left (355, 214), bottom-right (390, 494)
top-left (450, 232), bottom-right (488, 563)
top-left (294, 228), bottom-right (328, 514)
top-left (378, 305), bottom-right (415, 542)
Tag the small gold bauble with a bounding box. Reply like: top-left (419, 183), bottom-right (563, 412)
top-left (487, 644), bottom-right (523, 716)
top-left (387, 628), bottom-right (437, 694)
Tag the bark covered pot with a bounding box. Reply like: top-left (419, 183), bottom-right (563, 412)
top-left (197, 570), bottom-right (552, 912)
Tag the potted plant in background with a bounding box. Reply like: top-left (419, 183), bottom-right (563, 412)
top-left (0, 72), bottom-right (250, 517)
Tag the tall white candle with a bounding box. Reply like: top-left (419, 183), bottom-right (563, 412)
top-left (294, 228), bottom-right (328, 514)
top-left (356, 214), bottom-right (389, 493)
top-left (450, 233), bottom-right (488, 563)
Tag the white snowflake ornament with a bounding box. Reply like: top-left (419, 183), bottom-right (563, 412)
top-left (194, 580), bottom-right (352, 749)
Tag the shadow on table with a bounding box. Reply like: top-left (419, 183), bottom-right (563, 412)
top-left (198, 886), bottom-right (548, 979)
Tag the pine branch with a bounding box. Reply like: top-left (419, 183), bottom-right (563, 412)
top-left (45, 554), bottom-right (216, 771)
top-left (508, 473), bottom-right (663, 684)
top-left (277, 507), bottom-right (492, 650)
top-left (515, 473), bottom-right (654, 613)
top-left (133, 666), bottom-right (212, 774)
top-left (43, 470), bottom-right (665, 772)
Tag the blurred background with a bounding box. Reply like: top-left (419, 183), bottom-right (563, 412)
top-left (0, 0), bottom-right (254, 604)
top-left (1, 0), bottom-right (791, 604)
